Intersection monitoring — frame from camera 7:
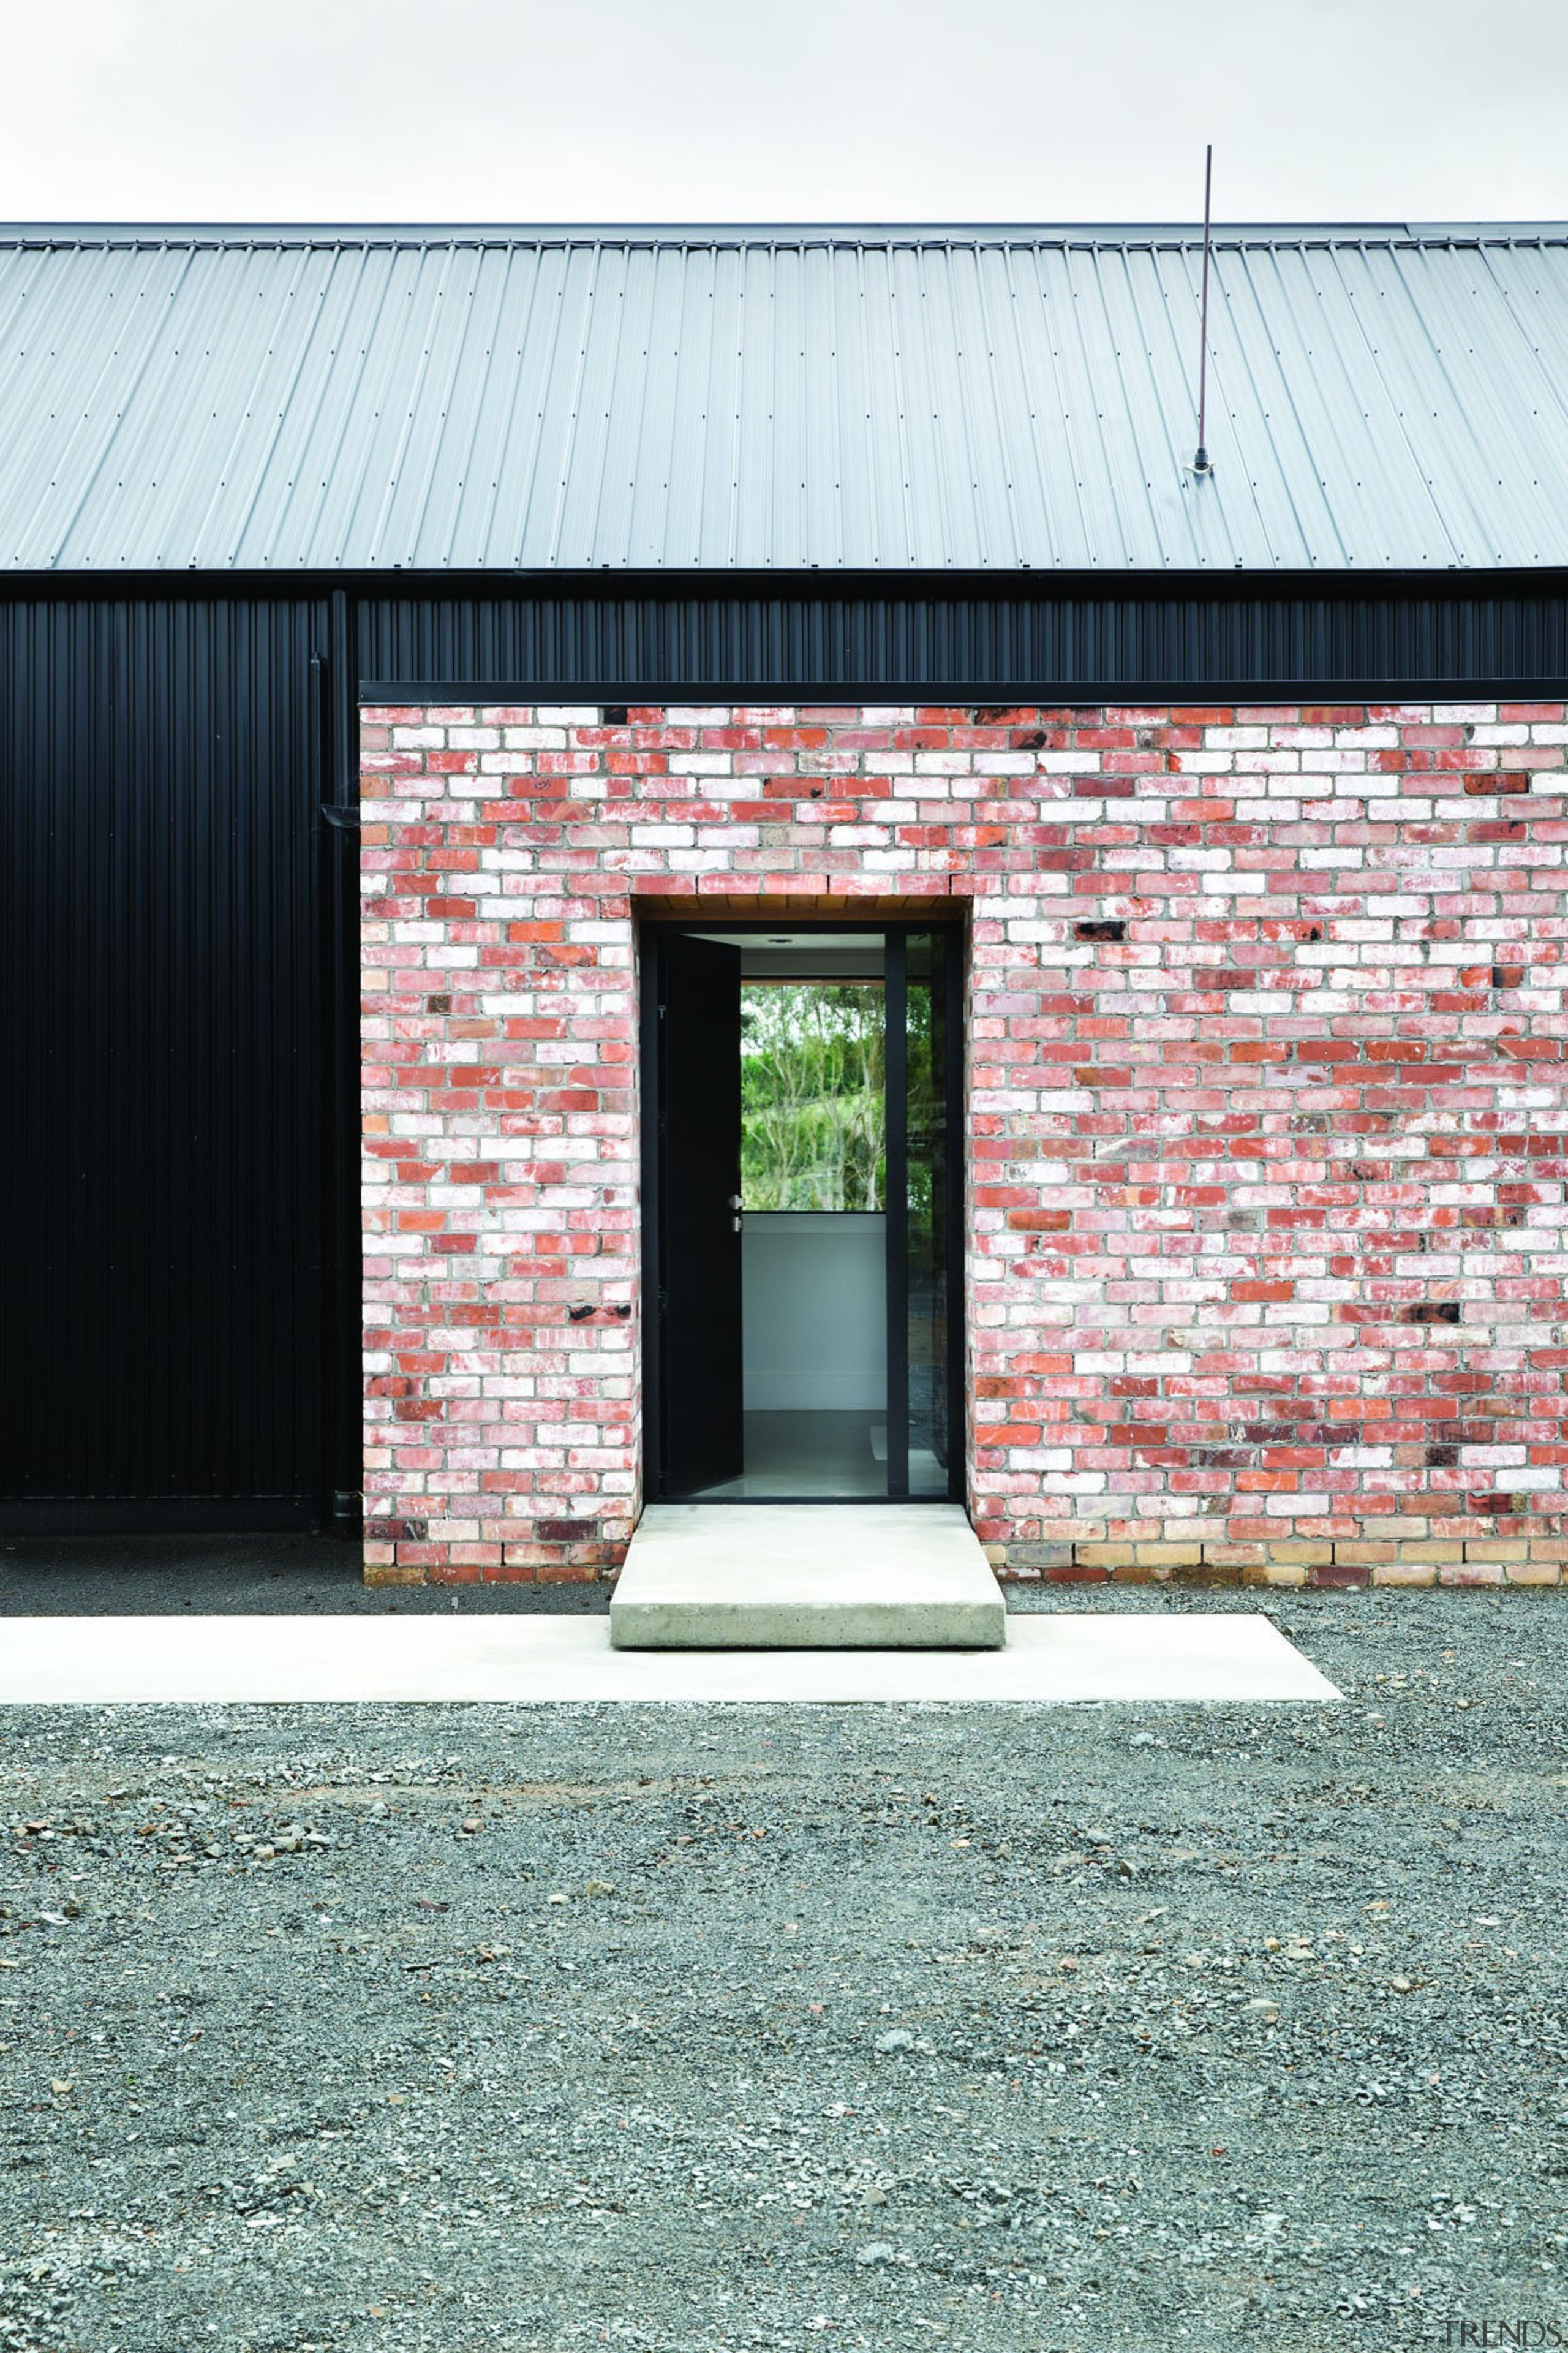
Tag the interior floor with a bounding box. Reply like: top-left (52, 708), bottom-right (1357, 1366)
top-left (693, 1410), bottom-right (946, 1500)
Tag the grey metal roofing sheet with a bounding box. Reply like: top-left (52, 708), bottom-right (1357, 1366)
top-left (4, 223), bottom-right (1568, 574)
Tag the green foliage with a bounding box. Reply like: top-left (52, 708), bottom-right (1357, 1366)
top-left (740, 983), bottom-right (886, 1210)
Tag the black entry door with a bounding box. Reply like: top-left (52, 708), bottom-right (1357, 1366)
top-left (646, 933), bottom-right (745, 1495)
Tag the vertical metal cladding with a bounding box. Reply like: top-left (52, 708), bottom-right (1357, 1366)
top-left (353, 579), bottom-right (1568, 697)
top-left (0, 592), bottom-right (335, 1524)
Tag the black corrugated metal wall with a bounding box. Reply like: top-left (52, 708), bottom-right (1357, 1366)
top-left (1, 593), bottom-right (347, 1528)
top-left (355, 578), bottom-right (1568, 698)
top-left (4, 573), bottom-right (1566, 1530)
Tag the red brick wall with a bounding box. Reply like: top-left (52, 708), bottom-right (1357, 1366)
top-left (361, 701), bottom-right (1568, 1591)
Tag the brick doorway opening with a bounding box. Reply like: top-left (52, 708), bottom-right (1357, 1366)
top-left (638, 904), bottom-right (968, 1510)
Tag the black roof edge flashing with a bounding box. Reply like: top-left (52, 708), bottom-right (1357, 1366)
top-left (4, 565), bottom-right (1567, 596)
top-left (360, 677), bottom-right (1568, 704)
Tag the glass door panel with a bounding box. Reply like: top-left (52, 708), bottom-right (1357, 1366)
top-left (884, 929), bottom-right (961, 1500)
top-left (905, 933), bottom-right (951, 1495)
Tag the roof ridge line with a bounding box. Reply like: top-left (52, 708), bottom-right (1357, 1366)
top-left (4, 217), bottom-right (1568, 248)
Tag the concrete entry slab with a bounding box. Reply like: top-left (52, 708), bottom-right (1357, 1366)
top-left (0, 1611), bottom-right (1338, 1703)
top-left (609, 1504), bottom-right (1006, 1650)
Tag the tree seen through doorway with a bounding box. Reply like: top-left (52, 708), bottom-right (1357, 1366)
top-left (739, 982), bottom-right (885, 1210)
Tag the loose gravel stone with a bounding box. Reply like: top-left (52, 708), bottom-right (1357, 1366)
top-left (0, 1587), bottom-right (1564, 2349)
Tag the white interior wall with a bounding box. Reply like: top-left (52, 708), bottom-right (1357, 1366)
top-left (743, 1212), bottom-right (886, 1411)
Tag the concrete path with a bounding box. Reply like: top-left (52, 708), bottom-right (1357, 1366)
top-left (610, 1504), bottom-right (1007, 1649)
top-left (0, 1611), bottom-right (1340, 1703)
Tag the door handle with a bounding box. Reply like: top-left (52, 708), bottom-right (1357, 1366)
top-left (729, 1193), bottom-right (744, 1234)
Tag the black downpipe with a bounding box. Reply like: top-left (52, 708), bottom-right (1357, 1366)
top-left (317, 589), bottom-right (363, 1532)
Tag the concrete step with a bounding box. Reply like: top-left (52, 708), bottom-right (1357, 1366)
top-left (609, 1503), bottom-right (1007, 1650)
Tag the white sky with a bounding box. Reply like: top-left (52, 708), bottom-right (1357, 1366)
top-left (9, 0), bottom-right (1568, 226)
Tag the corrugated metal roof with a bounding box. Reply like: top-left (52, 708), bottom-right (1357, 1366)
top-left (4, 223), bottom-right (1568, 575)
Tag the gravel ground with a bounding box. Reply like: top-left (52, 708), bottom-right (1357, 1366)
top-left (1, 1587), bottom-right (1564, 2353)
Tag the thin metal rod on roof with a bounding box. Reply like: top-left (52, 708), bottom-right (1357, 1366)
top-left (1193, 145), bottom-right (1215, 477)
